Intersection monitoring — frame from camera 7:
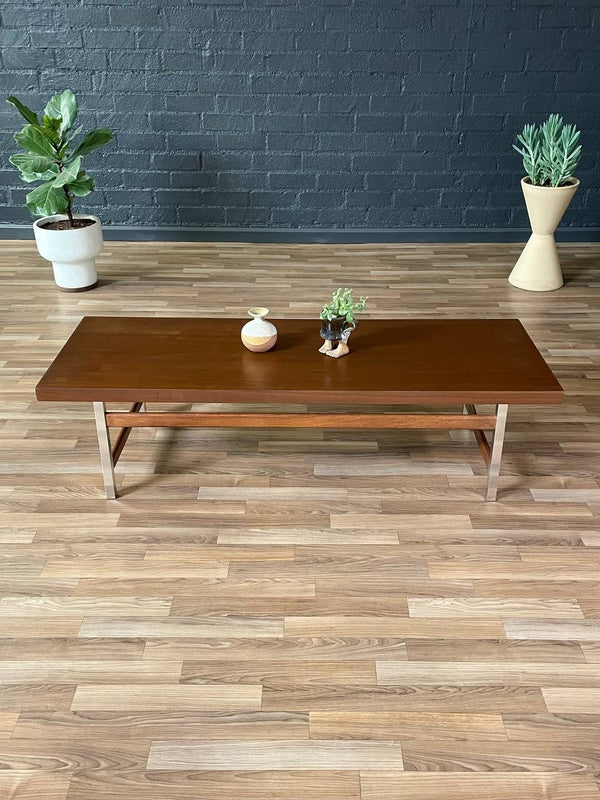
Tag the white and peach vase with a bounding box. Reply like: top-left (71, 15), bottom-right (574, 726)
top-left (241, 307), bottom-right (278, 352)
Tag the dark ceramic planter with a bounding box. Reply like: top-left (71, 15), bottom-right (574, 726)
top-left (320, 315), bottom-right (355, 341)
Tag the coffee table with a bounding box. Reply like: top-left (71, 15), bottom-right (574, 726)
top-left (35, 317), bottom-right (563, 501)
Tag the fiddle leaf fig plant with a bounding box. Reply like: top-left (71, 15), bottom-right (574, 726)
top-left (7, 89), bottom-right (113, 226)
top-left (513, 114), bottom-right (582, 187)
top-left (320, 287), bottom-right (368, 324)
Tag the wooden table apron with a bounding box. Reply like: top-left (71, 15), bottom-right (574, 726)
top-left (35, 317), bottom-right (564, 501)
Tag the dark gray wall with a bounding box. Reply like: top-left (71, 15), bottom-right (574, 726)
top-left (0, 0), bottom-right (598, 233)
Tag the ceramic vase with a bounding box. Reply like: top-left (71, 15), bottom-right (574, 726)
top-left (241, 307), bottom-right (278, 352)
top-left (33, 213), bottom-right (103, 292)
top-left (508, 177), bottom-right (579, 292)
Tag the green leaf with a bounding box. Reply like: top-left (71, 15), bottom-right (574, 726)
top-left (6, 95), bottom-right (39, 126)
top-left (44, 89), bottom-right (78, 134)
top-left (69, 172), bottom-right (95, 197)
top-left (9, 153), bottom-right (59, 183)
top-left (70, 127), bottom-right (113, 158)
top-left (52, 156), bottom-right (82, 188)
top-left (40, 115), bottom-right (62, 146)
top-left (26, 180), bottom-right (68, 217)
top-left (14, 125), bottom-right (57, 159)
top-left (19, 170), bottom-right (59, 184)
top-left (60, 125), bottom-right (83, 157)
top-left (9, 152), bottom-right (55, 174)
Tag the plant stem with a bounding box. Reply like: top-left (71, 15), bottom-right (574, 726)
top-left (63, 186), bottom-right (74, 228)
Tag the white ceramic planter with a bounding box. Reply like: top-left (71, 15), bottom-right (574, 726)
top-left (241, 307), bottom-right (278, 352)
top-left (508, 177), bottom-right (579, 292)
top-left (33, 213), bottom-right (103, 292)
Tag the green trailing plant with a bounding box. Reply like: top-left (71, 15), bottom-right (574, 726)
top-left (7, 89), bottom-right (113, 227)
top-left (320, 287), bottom-right (368, 324)
top-left (513, 114), bottom-right (582, 187)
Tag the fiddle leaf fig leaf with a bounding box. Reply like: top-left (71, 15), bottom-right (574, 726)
top-left (9, 152), bottom-right (55, 174)
top-left (51, 156), bottom-right (82, 188)
top-left (60, 125), bottom-right (83, 157)
top-left (26, 180), bottom-right (68, 217)
top-left (6, 95), bottom-right (39, 126)
top-left (68, 172), bottom-right (95, 197)
top-left (44, 89), bottom-right (78, 134)
top-left (14, 124), bottom-right (57, 159)
top-left (9, 153), bottom-right (58, 182)
top-left (19, 169), bottom-right (59, 183)
top-left (70, 128), bottom-right (113, 158)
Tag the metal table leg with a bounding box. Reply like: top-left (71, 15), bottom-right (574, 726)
top-left (93, 401), bottom-right (117, 500)
top-left (486, 404), bottom-right (508, 502)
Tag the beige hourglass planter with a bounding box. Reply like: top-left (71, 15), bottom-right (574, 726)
top-left (509, 177), bottom-right (579, 292)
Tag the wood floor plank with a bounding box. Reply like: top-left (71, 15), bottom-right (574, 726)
top-left (376, 661), bottom-right (600, 687)
top-left (399, 739), bottom-right (600, 773)
top-left (180, 660), bottom-right (376, 686)
top-left (0, 660), bottom-right (182, 684)
top-left (542, 688), bottom-right (600, 713)
top-left (79, 616), bottom-right (284, 639)
top-left (66, 769), bottom-right (361, 799)
top-left (146, 739), bottom-right (404, 770)
top-left (503, 712), bottom-right (600, 741)
top-left (41, 559), bottom-right (229, 578)
top-left (71, 684), bottom-right (262, 711)
top-left (0, 684), bottom-right (76, 711)
top-left (360, 772), bottom-right (600, 800)
top-left (0, 637), bottom-right (145, 660)
top-left (503, 619), bottom-right (600, 640)
top-left (473, 579), bottom-right (600, 599)
top-left (0, 772), bottom-right (71, 800)
top-left (217, 528), bottom-right (399, 544)
top-left (316, 576), bottom-right (474, 597)
top-left (143, 636), bottom-right (409, 662)
top-left (405, 639), bottom-right (587, 663)
top-left (330, 513), bottom-right (472, 530)
top-left (12, 710), bottom-right (309, 741)
top-left (144, 544), bottom-right (295, 561)
top-left (407, 597), bottom-right (584, 618)
top-left (74, 577), bottom-right (316, 598)
top-left (283, 616), bottom-right (505, 638)
top-left (429, 563), bottom-right (600, 580)
top-left (171, 596), bottom-right (409, 617)
top-left (0, 597), bottom-right (172, 616)
top-left (261, 685), bottom-right (546, 712)
top-left (309, 711), bottom-right (506, 741)
top-left (0, 617), bottom-right (83, 637)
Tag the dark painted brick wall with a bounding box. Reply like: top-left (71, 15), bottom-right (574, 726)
top-left (0, 0), bottom-right (598, 229)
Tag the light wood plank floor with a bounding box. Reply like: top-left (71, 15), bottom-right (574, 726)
top-left (1, 239), bottom-right (600, 800)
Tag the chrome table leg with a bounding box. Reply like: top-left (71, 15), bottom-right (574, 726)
top-left (93, 401), bottom-right (116, 499)
top-left (486, 404), bottom-right (508, 502)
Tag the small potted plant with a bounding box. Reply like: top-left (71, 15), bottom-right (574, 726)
top-left (510, 114), bottom-right (582, 292)
top-left (7, 89), bottom-right (113, 291)
top-left (319, 287), bottom-right (367, 358)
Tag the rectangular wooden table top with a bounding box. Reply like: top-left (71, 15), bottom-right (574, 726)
top-left (35, 316), bottom-right (563, 405)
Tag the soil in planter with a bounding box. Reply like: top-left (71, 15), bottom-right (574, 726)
top-left (39, 218), bottom-right (96, 231)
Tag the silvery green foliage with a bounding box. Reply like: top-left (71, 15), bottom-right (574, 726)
top-left (513, 114), bottom-right (582, 187)
top-left (320, 288), bottom-right (368, 324)
top-left (7, 90), bottom-right (113, 223)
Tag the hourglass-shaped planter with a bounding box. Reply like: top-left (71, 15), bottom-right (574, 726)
top-left (508, 177), bottom-right (579, 292)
